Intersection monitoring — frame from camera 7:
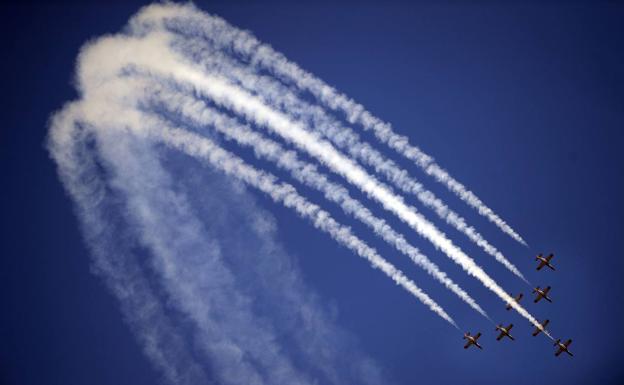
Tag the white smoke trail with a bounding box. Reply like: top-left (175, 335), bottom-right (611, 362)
top-left (78, 27), bottom-right (543, 332)
top-left (50, 4), bottom-right (573, 384)
top-left (146, 83), bottom-right (487, 317)
top-left (52, 98), bottom-right (398, 384)
top-left (181, 71), bottom-right (544, 330)
top-left (77, 91), bottom-right (457, 327)
top-left (131, 3), bottom-right (527, 246)
top-left (48, 104), bottom-right (210, 385)
top-left (166, 35), bottom-right (526, 282)
top-left (50, 104), bottom-right (320, 385)
top-left (153, 123), bottom-right (459, 327)
top-left (48, 20), bottom-right (469, 385)
top-left (186, 73), bottom-right (544, 331)
top-left (64, 31), bottom-right (460, 328)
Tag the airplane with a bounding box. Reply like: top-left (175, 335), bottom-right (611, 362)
top-left (495, 324), bottom-right (515, 341)
top-left (554, 339), bottom-right (573, 357)
top-left (532, 319), bottom-right (550, 336)
top-left (506, 293), bottom-right (523, 310)
top-left (536, 253), bottom-right (556, 271)
top-left (463, 332), bottom-right (483, 349)
top-left (533, 286), bottom-right (552, 303)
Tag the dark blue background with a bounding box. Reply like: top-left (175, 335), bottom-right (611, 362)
top-left (1, 1), bottom-right (623, 384)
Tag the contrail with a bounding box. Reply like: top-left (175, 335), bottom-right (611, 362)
top-left (56, 4), bottom-right (561, 349)
top-left (147, 83), bottom-right (487, 317)
top-left (169, 36), bottom-right (526, 282)
top-left (179, 71), bottom-right (544, 330)
top-left (48, 4), bottom-right (570, 384)
top-left (66, 37), bottom-right (458, 327)
top-left (50, 104), bottom-right (318, 385)
top-left (51, 99), bottom-right (393, 385)
top-left (153, 123), bottom-right (459, 327)
top-left (186, 72), bottom-right (544, 331)
top-left (79, 95), bottom-right (457, 327)
top-left (132, 3), bottom-right (527, 246)
top-left (82, 28), bottom-right (543, 331)
top-left (47, 104), bottom-right (210, 385)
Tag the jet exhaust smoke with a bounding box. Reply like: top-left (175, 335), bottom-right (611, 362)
top-left (132, 3), bottom-right (527, 247)
top-left (47, 6), bottom-right (556, 383)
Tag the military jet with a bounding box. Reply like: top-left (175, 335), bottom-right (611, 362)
top-left (495, 324), bottom-right (515, 341)
top-left (463, 332), bottom-right (483, 349)
top-left (532, 319), bottom-right (550, 336)
top-left (505, 293), bottom-right (523, 310)
top-left (533, 286), bottom-right (552, 303)
top-left (536, 253), bottom-right (555, 271)
top-left (554, 339), bottom-right (573, 357)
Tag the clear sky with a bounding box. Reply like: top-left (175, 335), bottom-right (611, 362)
top-left (1, 1), bottom-right (623, 385)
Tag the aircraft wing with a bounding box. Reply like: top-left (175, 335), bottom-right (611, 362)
top-left (546, 254), bottom-right (554, 261)
top-left (507, 324), bottom-right (513, 330)
top-left (464, 341), bottom-right (471, 349)
top-left (555, 348), bottom-right (563, 356)
top-left (537, 260), bottom-right (547, 270)
top-left (564, 339), bottom-right (572, 347)
top-left (544, 286), bottom-right (551, 294)
top-left (534, 295), bottom-right (542, 303)
top-left (496, 332), bottom-right (504, 341)
top-left (474, 332), bottom-right (481, 340)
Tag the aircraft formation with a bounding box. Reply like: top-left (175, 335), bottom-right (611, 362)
top-left (463, 253), bottom-right (573, 357)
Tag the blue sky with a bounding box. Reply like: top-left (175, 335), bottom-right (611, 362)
top-left (1, 1), bottom-right (623, 385)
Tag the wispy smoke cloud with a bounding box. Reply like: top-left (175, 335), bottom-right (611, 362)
top-left (79, 16), bottom-right (536, 330)
top-left (166, 30), bottom-right (526, 281)
top-left (48, 4), bottom-right (549, 385)
top-left (146, 83), bottom-right (487, 318)
top-left (48, 105), bottom-right (210, 385)
top-left (136, 3), bottom-right (526, 246)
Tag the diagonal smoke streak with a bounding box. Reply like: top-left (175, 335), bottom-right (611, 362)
top-left (146, 83), bottom-right (488, 318)
top-left (77, 23), bottom-right (545, 332)
top-left (51, 106), bottom-right (324, 385)
top-left (183, 71), bottom-right (544, 331)
top-left (154, 126), bottom-right (458, 326)
top-left (167, 34), bottom-right (526, 282)
top-left (48, 4), bottom-right (572, 385)
top-left (65, 30), bottom-right (460, 328)
top-left (132, 2), bottom-right (527, 246)
top-left (47, 104), bottom-right (211, 385)
top-left (54, 97), bottom-right (412, 385)
top-left (100, 133), bottom-right (317, 385)
top-left (78, 96), bottom-right (458, 327)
